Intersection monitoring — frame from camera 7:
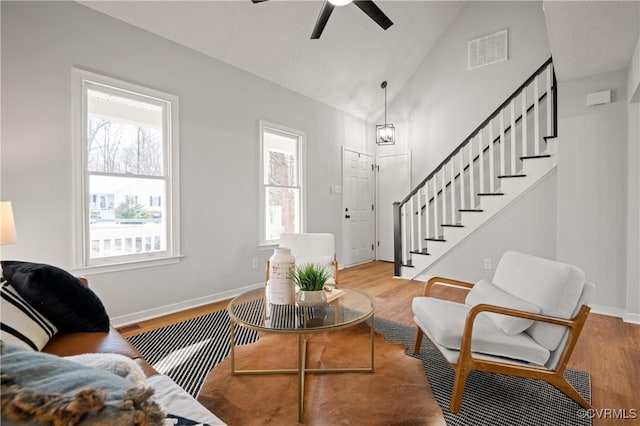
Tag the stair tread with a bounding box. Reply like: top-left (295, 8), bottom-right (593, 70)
top-left (441, 223), bottom-right (464, 227)
top-left (409, 249), bottom-right (430, 255)
top-left (459, 209), bottom-right (483, 212)
top-left (477, 192), bottom-right (504, 196)
top-left (497, 174), bottom-right (526, 178)
top-left (425, 237), bottom-right (446, 242)
top-left (520, 154), bottom-right (551, 160)
top-left (543, 135), bottom-right (557, 140)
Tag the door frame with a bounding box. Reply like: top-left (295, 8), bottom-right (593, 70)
top-left (341, 146), bottom-right (375, 267)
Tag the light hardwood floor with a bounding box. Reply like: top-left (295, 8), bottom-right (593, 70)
top-left (119, 261), bottom-right (640, 426)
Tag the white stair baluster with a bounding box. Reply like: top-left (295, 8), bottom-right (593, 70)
top-left (416, 191), bottom-right (423, 253)
top-left (522, 88), bottom-right (528, 158)
top-left (449, 157), bottom-right (456, 224)
top-left (478, 132), bottom-right (485, 194)
top-left (409, 195), bottom-right (415, 252)
top-left (499, 109), bottom-right (506, 177)
top-left (425, 182), bottom-right (431, 239)
top-left (534, 75), bottom-right (540, 155)
top-left (441, 166), bottom-right (448, 224)
top-left (468, 137), bottom-right (475, 208)
top-left (489, 120), bottom-right (495, 193)
top-left (459, 146), bottom-right (466, 210)
top-left (432, 175), bottom-right (439, 237)
top-left (510, 98), bottom-right (516, 175)
top-left (547, 63), bottom-right (553, 137)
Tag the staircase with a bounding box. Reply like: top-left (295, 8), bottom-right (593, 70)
top-left (393, 58), bottom-right (557, 279)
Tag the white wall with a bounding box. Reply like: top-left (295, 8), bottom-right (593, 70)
top-left (556, 69), bottom-right (629, 311)
top-left (0, 2), bottom-right (371, 324)
top-left (626, 35), bottom-right (640, 319)
top-left (424, 172), bottom-right (558, 282)
top-left (378, 1), bottom-right (551, 187)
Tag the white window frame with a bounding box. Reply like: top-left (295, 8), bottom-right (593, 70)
top-left (71, 68), bottom-right (181, 273)
top-left (259, 121), bottom-right (306, 248)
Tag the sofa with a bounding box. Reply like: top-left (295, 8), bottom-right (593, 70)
top-left (0, 261), bottom-right (226, 425)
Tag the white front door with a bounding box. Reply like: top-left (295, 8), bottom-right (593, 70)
top-left (342, 148), bottom-right (374, 267)
top-left (376, 153), bottom-right (411, 262)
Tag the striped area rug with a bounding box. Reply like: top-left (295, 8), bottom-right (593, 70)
top-left (127, 302), bottom-right (260, 397)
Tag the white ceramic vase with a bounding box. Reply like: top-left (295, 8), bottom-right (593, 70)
top-left (267, 247), bottom-right (295, 305)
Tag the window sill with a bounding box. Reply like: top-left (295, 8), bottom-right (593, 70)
top-left (72, 255), bottom-right (183, 276)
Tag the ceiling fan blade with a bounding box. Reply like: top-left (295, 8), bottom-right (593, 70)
top-left (353, 0), bottom-right (393, 30)
top-left (251, 0), bottom-right (269, 3)
top-left (311, 1), bottom-right (335, 39)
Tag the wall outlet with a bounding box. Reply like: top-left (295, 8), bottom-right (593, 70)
top-left (483, 258), bottom-right (492, 270)
top-left (252, 258), bottom-right (258, 269)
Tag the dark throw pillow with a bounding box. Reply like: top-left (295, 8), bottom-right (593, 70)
top-left (1, 261), bottom-right (110, 332)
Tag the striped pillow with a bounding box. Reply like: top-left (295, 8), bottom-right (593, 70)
top-left (1, 282), bottom-right (57, 350)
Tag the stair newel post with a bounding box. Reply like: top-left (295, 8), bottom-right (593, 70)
top-left (459, 146), bottom-right (466, 211)
top-left (534, 74), bottom-right (540, 155)
top-left (393, 201), bottom-right (402, 276)
top-left (499, 109), bottom-right (506, 177)
top-left (432, 175), bottom-right (439, 238)
top-left (449, 157), bottom-right (456, 224)
top-left (546, 63), bottom-right (553, 138)
top-left (401, 203), bottom-right (408, 267)
top-left (478, 132), bottom-right (485, 194)
top-left (488, 120), bottom-right (495, 193)
top-left (522, 87), bottom-right (528, 158)
top-left (510, 98), bottom-right (517, 175)
top-left (468, 137), bottom-right (475, 209)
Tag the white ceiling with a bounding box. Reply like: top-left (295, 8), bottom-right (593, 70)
top-left (79, 0), bottom-right (465, 122)
top-left (543, 0), bottom-right (639, 82)
top-left (79, 1), bottom-right (639, 121)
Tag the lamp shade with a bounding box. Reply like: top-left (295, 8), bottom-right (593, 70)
top-left (0, 202), bottom-right (17, 245)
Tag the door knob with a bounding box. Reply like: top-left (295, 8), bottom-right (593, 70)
top-left (345, 215), bottom-right (351, 219)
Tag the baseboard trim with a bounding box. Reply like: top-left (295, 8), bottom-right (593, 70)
top-left (590, 304), bottom-right (640, 324)
top-left (110, 281), bottom-right (264, 328)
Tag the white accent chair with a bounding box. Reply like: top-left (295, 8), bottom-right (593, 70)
top-left (412, 251), bottom-right (594, 413)
top-left (267, 233), bottom-right (339, 285)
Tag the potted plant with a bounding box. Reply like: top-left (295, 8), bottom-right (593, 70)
top-left (292, 263), bottom-right (330, 307)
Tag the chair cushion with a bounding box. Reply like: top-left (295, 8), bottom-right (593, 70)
top-left (465, 279), bottom-right (541, 335)
top-left (1, 282), bottom-right (57, 350)
top-left (492, 251), bottom-right (585, 351)
top-left (412, 297), bottom-right (550, 365)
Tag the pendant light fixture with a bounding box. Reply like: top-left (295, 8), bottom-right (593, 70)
top-left (376, 81), bottom-right (395, 145)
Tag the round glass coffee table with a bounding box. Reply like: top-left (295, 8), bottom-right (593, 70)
top-left (227, 287), bottom-right (376, 423)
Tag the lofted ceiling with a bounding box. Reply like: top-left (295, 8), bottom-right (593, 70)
top-left (79, 0), bottom-right (465, 123)
top-left (79, 1), bottom-right (639, 122)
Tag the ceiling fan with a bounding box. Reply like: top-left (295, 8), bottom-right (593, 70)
top-left (251, 0), bottom-right (394, 40)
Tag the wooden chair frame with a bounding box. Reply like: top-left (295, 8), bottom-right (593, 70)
top-left (413, 276), bottom-right (592, 413)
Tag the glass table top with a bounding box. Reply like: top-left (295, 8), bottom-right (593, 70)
top-left (227, 287), bottom-right (375, 333)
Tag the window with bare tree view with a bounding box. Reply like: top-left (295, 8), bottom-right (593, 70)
top-left (73, 69), bottom-right (180, 270)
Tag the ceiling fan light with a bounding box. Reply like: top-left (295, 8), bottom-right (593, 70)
top-left (328, 0), bottom-right (352, 6)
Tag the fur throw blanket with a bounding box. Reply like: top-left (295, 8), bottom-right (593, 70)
top-left (0, 343), bottom-right (165, 425)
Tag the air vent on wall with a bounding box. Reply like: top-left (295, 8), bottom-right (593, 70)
top-left (468, 29), bottom-right (508, 70)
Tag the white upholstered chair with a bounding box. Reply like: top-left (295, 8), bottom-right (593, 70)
top-left (412, 251), bottom-right (594, 413)
top-left (267, 233), bottom-right (339, 285)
